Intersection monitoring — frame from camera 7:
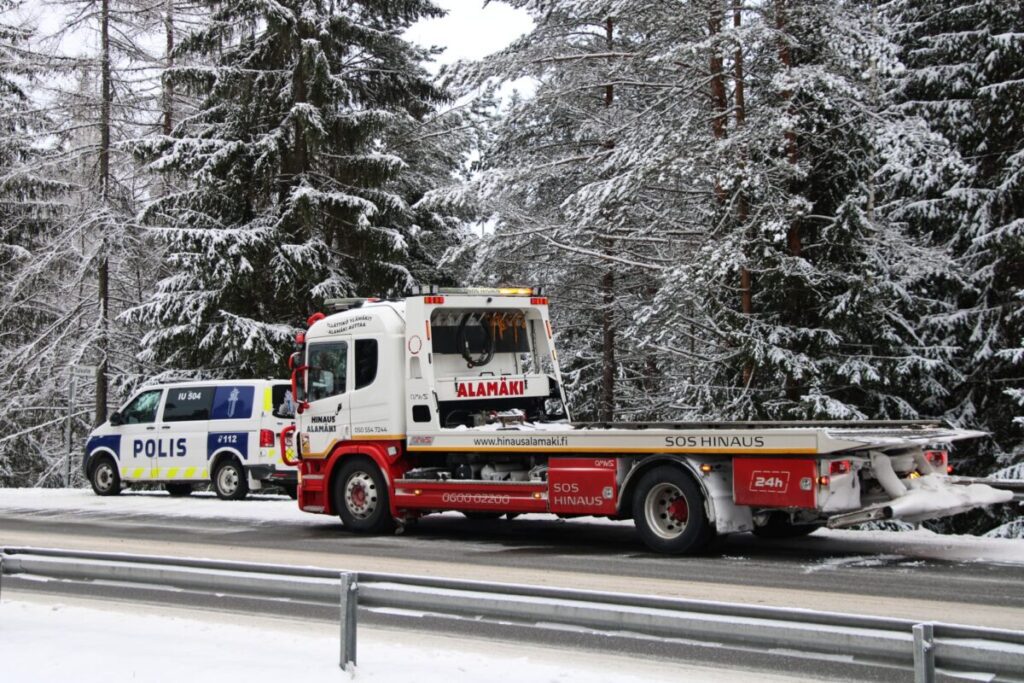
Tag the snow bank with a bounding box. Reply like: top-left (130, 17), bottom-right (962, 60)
top-left (0, 598), bottom-right (794, 683)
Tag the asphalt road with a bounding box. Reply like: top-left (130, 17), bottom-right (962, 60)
top-left (2, 499), bottom-right (1022, 682)
top-left (1, 499), bottom-right (1021, 623)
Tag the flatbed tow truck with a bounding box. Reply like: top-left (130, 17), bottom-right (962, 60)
top-left (281, 287), bottom-right (1013, 554)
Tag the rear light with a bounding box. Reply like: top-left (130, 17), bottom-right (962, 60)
top-left (947, 465), bottom-right (954, 475)
top-left (260, 429), bottom-right (275, 448)
top-left (818, 475), bottom-right (831, 486)
top-left (424, 295), bottom-right (445, 305)
top-left (531, 297), bottom-right (549, 305)
top-left (829, 460), bottom-right (851, 475)
top-left (924, 450), bottom-right (948, 469)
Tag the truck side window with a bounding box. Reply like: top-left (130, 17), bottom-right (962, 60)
top-left (162, 387), bottom-right (215, 422)
top-left (355, 339), bottom-right (378, 390)
top-left (122, 390), bottom-right (162, 424)
top-left (308, 341), bottom-right (348, 401)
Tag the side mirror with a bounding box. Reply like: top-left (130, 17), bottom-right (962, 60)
top-left (109, 411), bottom-right (124, 426)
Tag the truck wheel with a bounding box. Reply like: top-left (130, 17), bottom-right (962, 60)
top-left (632, 466), bottom-right (713, 555)
top-left (213, 459), bottom-right (249, 501)
top-left (89, 457), bottom-right (121, 497)
top-left (752, 512), bottom-right (821, 539)
top-left (334, 459), bottom-right (394, 533)
top-left (165, 483), bottom-right (192, 497)
top-left (283, 482), bottom-right (298, 500)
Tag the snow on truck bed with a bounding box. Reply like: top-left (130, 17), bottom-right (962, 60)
top-left (0, 488), bottom-right (1021, 565)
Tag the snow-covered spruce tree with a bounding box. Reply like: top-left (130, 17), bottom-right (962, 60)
top-left (462, 1), bottom-right (717, 421)
top-left (646, 0), bottom-right (959, 422)
top-left (886, 0), bottom-right (1024, 484)
top-left (129, 0), bottom-right (465, 378)
top-left (0, 2), bottom-right (74, 486)
top-left (0, 0), bottom-right (172, 485)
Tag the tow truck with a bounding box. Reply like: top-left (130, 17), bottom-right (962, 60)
top-left (281, 287), bottom-right (1013, 554)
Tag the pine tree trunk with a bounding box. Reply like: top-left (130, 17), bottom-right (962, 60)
top-left (734, 0), bottom-right (753, 385)
top-left (600, 268), bottom-right (615, 422)
top-left (776, 0), bottom-right (801, 257)
top-left (708, 2), bottom-right (728, 202)
top-left (599, 16), bottom-right (616, 423)
top-left (163, 0), bottom-right (174, 136)
top-left (95, 0), bottom-right (111, 426)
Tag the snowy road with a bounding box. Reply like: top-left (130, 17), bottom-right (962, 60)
top-left (1, 489), bottom-right (1022, 629)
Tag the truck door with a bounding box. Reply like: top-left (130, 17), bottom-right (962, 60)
top-left (304, 337), bottom-right (352, 457)
top-left (119, 388), bottom-right (165, 482)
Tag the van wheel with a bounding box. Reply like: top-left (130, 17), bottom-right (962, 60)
top-left (334, 459), bottom-right (394, 533)
top-left (632, 466), bottom-right (714, 555)
top-left (213, 459), bottom-right (249, 500)
top-left (165, 483), bottom-right (192, 497)
top-left (89, 457), bottom-right (121, 496)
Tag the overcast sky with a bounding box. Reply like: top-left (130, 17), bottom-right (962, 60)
top-left (405, 1), bottom-right (534, 68)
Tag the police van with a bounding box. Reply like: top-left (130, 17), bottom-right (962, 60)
top-left (84, 380), bottom-right (297, 500)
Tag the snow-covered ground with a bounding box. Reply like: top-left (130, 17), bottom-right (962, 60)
top-left (0, 596), bottom-right (807, 683)
top-left (0, 487), bottom-right (1022, 565)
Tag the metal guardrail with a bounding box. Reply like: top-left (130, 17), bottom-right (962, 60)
top-left (1, 546), bottom-right (1022, 680)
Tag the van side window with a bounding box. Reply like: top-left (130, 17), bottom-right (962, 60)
top-left (163, 387), bottom-right (215, 422)
top-left (122, 390), bottom-right (162, 424)
top-left (355, 339), bottom-right (378, 390)
top-left (308, 342), bottom-right (348, 401)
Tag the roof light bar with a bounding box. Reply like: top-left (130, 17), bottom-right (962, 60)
top-left (409, 285), bottom-right (544, 297)
top-left (325, 298), bottom-right (378, 312)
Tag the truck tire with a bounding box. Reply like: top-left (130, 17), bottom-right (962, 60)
top-left (213, 459), bottom-right (249, 500)
top-left (283, 482), bottom-right (298, 500)
top-left (334, 458), bottom-right (395, 533)
top-left (632, 466), bottom-right (714, 555)
top-left (752, 512), bottom-right (821, 539)
top-left (89, 457), bottom-right (121, 497)
top-left (165, 483), bottom-right (192, 497)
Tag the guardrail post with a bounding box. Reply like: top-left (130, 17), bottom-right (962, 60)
top-left (339, 572), bottom-right (358, 672)
top-left (913, 623), bottom-right (935, 683)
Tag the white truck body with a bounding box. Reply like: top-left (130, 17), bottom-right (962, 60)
top-left (287, 290), bottom-right (1011, 553)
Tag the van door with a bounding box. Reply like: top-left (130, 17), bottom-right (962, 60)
top-left (208, 383), bottom-right (256, 472)
top-left (119, 388), bottom-right (165, 482)
top-left (304, 338), bottom-right (352, 457)
top-left (159, 386), bottom-right (214, 481)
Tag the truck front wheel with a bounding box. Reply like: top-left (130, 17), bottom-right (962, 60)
top-left (334, 459), bottom-right (395, 533)
top-left (632, 466), bottom-right (714, 555)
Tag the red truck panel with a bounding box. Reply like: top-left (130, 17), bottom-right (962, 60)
top-left (547, 457), bottom-right (618, 515)
top-left (393, 480), bottom-right (549, 513)
top-left (733, 457), bottom-right (817, 509)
